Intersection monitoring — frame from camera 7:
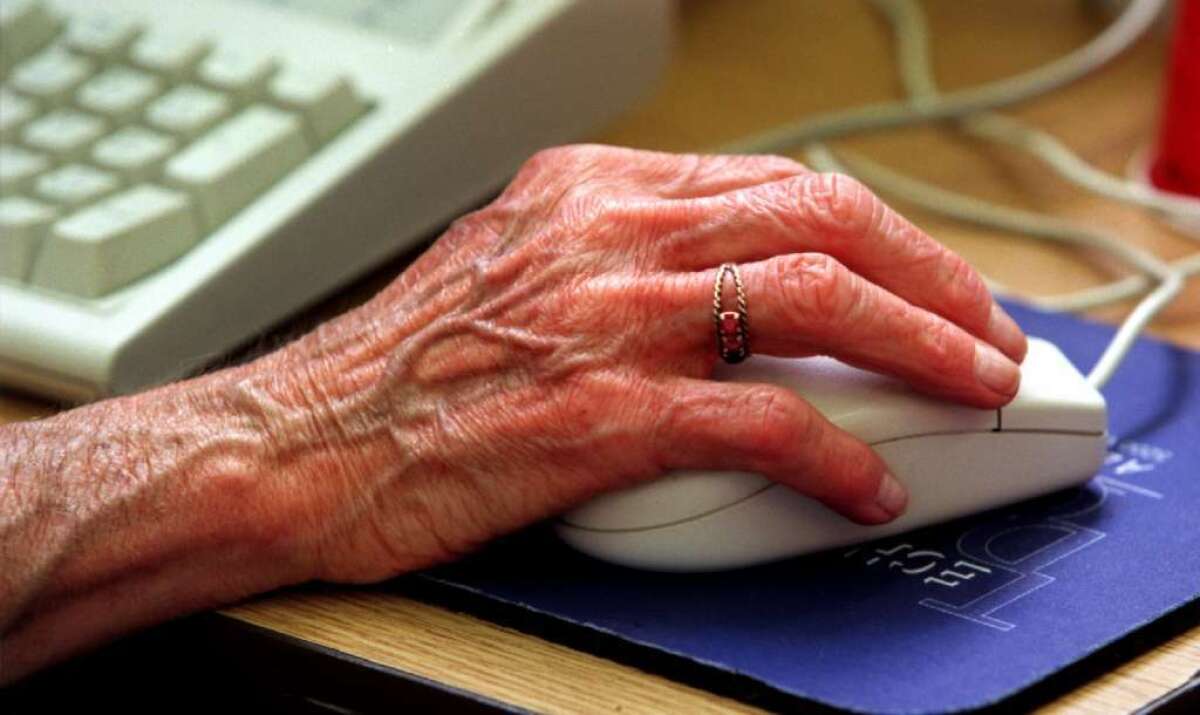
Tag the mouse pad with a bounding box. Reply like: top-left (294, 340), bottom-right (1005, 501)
top-left (412, 301), bottom-right (1200, 714)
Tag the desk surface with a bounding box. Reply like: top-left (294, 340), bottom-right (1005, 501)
top-left (4, 0), bottom-right (1199, 712)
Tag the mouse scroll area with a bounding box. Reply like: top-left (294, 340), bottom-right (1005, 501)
top-left (558, 338), bottom-right (1108, 571)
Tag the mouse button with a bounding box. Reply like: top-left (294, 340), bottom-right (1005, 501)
top-left (718, 356), bottom-right (995, 443)
top-left (1001, 338), bottom-right (1107, 433)
top-left (560, 470), bottom-right (771, 530)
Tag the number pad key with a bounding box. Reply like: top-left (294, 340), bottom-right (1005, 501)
top-left (0, 143), bottom-right (50, 194)
top-left (145, 84), bottom-right (232, 139)
top-left (165, 105), bottom-right (309, 228)
top-left (77, 66), bottom-right (163, 123)
top-left (64, 14), bottom-right (142, 60)
top-left (197, 49), bottom-right (278, 103)
top-left (91, 126), bottom-right (177, 182)
top-left (130, 33), bottom-right (211, 80)
top-left (10, 48), bottom-right (96, 105)
top-left (269, 68), bottom-right (364, 144)
top-left (0, 89), bottom-right (39, 141)
top-left (34, 164), bottom-right (120, 209)
top-left (21, 109), bottom-right (107, 161)
top-left (30, 184), bottom-right (199, 297)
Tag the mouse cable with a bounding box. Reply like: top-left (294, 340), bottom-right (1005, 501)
top-left (854, 0), bottom-right (1200, 311)
top-left (804, 146), bottom-right (1200, 311)
top-left (799, 0), bottom-right (1194, 390)
top-left (863, 0), bottom-right (1192, 389)
top-left (721, 0), bottom-right (1167, 154)
top-left (872, 0), bottom-right (1200, 226)
top-left (790, 0), bottom-right (1196, 314)
top-left (807, 145), bottom-right (1191, 390)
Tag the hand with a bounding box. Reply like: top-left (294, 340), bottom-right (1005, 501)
top-left (255, 145), bottom-right (1028, 583)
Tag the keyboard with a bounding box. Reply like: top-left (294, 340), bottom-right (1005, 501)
top-left (0, 0), bottom-right (671, 401)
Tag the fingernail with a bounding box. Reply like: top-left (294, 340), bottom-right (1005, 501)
top-left (875, 470), bottom-right (908, 518)
top-left (974, 341), bottom-right (1021, 396)
top-left (988, 303), bottom-right (1028, 362)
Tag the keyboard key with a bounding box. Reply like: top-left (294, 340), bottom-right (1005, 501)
top-left (269, 68), bottom-right (364, 144)
top-left (196, 49), bottom-right (278, 102)
top-left (91, 126), bottom-right (177, 182)
top-left (10, 48), bottom-right (95, 105)
top-left (0, 0), bottom-right (61, 71)
top-left (145, 84), bottom-right (231, 139)
top-left (21, 109), bottom-right (107, 161)
top-left (30, 184), bottom-right (198, 297)
top-left (0, 143), bottom-right (50, 194)
top-left (165, 105), bottom-right (309, 227)
top-left (0, 88), bottom-right (38, 141)
top-left (34, 164), bottom-right (119, 209)
top-left (77, 66), bottom-right (162, 122)
top-left (0, 195), bottom-right (57, 281)
top-left (64, 14), bottom-right (142, 60)
top-left (130, 32), bottom-right (211, 80)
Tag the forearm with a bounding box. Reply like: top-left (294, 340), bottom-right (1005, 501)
top-left (0, 360), bottom-right (325, 682)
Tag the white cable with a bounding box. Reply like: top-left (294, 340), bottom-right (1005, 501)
top-left (804, 145), bottom-right (1182, 298)
top-left (808, 145), bottom-right (1200, 296)
top-left (807, 146), bottom-right (1191, 389)
top-left (1086, 271), bottom-right (1184, 387)
top-left (1031, 252), bottom-right (1200, 312)
top-left (873, 0), bottom-right (1200, 224)
top-left (869, 0), bottom-right (1191, 387)
top-left (807, 0), bottom-right (1192, 388)
top-left (723, 0), bottom-right (1167, 154)
top-left (865, 0), bottom-right (1200, 311)
top-left (963, 114), bottom-right (1200, 222)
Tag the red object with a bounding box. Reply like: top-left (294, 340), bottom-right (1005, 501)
top-left (718, 311), bottom-right (744, 353)
top-left (1150, 0), bottom-right (1200, 198)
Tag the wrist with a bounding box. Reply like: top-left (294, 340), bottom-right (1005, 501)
top-left (0, 376), bottom-right (316, 678)
top-left (60, 376), bottom-right (318, 599)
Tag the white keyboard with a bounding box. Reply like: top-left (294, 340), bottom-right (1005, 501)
top-left (0, 0), bottom-right (671, 401)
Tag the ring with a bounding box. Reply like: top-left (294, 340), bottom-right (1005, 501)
top-left (712, 263), bottom-right (750, 364)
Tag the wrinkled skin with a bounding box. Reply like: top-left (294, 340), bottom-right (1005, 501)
top-left (1, 147), bottom-right (1027, 678)
top-left (253, 145), bottom-right (1028, 582)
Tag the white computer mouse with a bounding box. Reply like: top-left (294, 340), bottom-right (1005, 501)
top-left (556, 337), bottom-right (1107, 571)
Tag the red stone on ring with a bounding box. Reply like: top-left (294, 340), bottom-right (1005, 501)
top-left (718, 311), bottom-right (744, 354)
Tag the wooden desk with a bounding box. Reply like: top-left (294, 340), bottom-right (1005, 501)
top-left (4, 1), bottom-right (1199, 711)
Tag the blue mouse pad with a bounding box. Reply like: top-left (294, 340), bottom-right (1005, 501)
top-left (413, 302), bottom-right (1200, 714)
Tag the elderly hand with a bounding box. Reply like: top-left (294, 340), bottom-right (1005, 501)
top-left (1, 146), bottom-right (1025, 678)
top-left (257, 145), bottom-right (1027, 583)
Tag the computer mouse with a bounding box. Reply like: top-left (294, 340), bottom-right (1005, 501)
top-left (556, 337), bottom-right (1107, 571)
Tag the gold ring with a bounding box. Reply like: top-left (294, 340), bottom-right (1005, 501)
top-left (713, 263), bottom-right (749, 364)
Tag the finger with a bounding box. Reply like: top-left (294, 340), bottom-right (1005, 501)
top-left (655, 171), bottom-right (1027, 362)
top-left (651, 378), bottom-right (906, 525)
top-left (508, 145), bottom-right (809, 201)
top-left (678, 253), bottom-right (1022, 406)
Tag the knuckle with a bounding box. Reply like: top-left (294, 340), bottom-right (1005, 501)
top-left (741, 386), bottom-right (806, 461)
top-left (777, 253), bottom-right (856, 326)
top-left (798, 172), bottom-right (879, 237)
top-left (920, 317), bottom-right (974, 377)
top-left (943, 253), bottom-right (992, 327)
